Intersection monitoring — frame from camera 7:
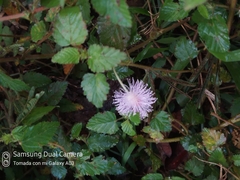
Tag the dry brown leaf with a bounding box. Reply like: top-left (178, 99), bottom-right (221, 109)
top-left (2, 1), bottom-right (20, 20)
top-left (63, 64), bottom-right (75, 75)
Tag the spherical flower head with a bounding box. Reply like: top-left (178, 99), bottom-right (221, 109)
top-left (113, 78), bottom-right (157, 119)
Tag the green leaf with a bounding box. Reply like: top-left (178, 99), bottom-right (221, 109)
top-left (181, 102), bottom-right (205, 125)
top-left (91, 0), bottom-right (132, 27)
top-left (72, 63), bottom-right (88, 78)
top-left (106, 157), bottom-right (126, 175)
top-left (107, 66), bottom-right (134, 80)
top-left (97, 16), bottom-right (131, 50)
top-left (150, 153), bottom-right (162, 172)
top-left (160, 0), bottom-right (189, 21)
top-left (122, 142), bottom-right (137, 166)
top-left (121, 120), bottom-right (136, 136)
top-left (232, 154), bottom-right (240, 166)
top-left (87, 133), bottom-right (118, 152)
top-left (45, 7), bottom-right (60, 22)
top-left (132, 135), bottom-right (146, 146)
top-left (76, 155), bottom-right (109, 176)
top-left (29, 87), bottom-right (37, 101)
top-left (143, 126), bottom-right (164, 143)
top-left (185, 157), bottom-right (204, 176)
top-left (81, 73), bottom-right (109, 108)
top-left (29, 87), bottom-right (36, 102)
top-left (192, 8), bottom-right (208, 24)
top-left (201, 128), bottom-right (226, 153)
top-left (129, 7), bottom-right (149, 16)
top-left (51, 47), bottom-right (80, 64)
top-left (172, 37), bottom-right (198, 70)
top-left (16, 91), bottom-right (45, 122)
top-left (11, 126), bottom-right (27, 141)
top-left (134, 44), bottom-right (166, 62)
top-left (23, 72), bottom-right (52, 88)
top-left (218, 66), bottom-right (231, 83)
top-left (184, 0), bottom-right (207, 11)
top-left (197, 5), bottom-right (209, 19)
top-left (53, 7), bottom-right (87, 46)
top-left (87, 44), bottom-right (127, 73)
top-left (129, 114), bottom-right (141, 126)
top-left (77, 149), bottom-right (92, 161)
top-left (209, 148), bottom-right (228, 167)
top-left (51, 165), bottom-right (67, 179)
top-left (86, 111), bottom-right (119, 134)
top-left (181, 135), bottom-right (201, 153)
top-left (22, 106), bottom-right (55, 125)
top-left (40, 81), bottom-right (68, 106)
top-left (171, 177), bottom-right (185, 180)
top-left (31, 21), bottom-right (47, 42)
top-left (145, 148), bottom-right (161, 172)
top-left (224, 62), bottom-right (240, 91)
top-left (1, 133), bottom-right (13, 145)
top-left (12, 97), bottom-right (28, 116)
top-left (41, 0), bottom-right (64, 7)
top-left (134, 43), bottom-right (152, 62)
top-left (157, 37), bottom-right (179, 44)
top-left (150, 111), bottom-right (172, 132)
top-left (59, 98), bottom-right (83, 112)
top-left (76, 0), bottom-right (91, 24)
top-left (2, 26), bottom-right (13, 46)
top-left (55, 127), bottom-right (72, 152)
top-left (203, 174), bottom-right (218, 180)
top-left (171, 38), bottom-right (197, 76)
top-left (0, 71), bottom-right (30, 91)
top-left (230, 97), bottom-right (240, 117)
top-left (198, 16), bottom-right (229, 52)
top-left (71, 123), bottom-right (82, 139)
top-left (211, 50), bottom-right (240, 62)
top-left (20, 121), bottom-right (59, 152)
top-left (141, 173), bottom-right (163, 180)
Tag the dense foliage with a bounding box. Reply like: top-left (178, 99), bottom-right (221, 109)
top-left (1, 0), bottom-right (240, 179)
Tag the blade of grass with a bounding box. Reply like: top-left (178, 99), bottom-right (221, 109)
top-left (122, 142), bottom-right (137, 166)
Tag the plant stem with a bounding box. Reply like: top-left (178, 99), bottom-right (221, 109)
top-left (113, 68), bottom-right (128, 92)
top-left (146, 114), bottom-right (240, 144)
top-left (146, 136), bottom-right (183, 143)
top-left (227, 0), bottom-right (237, 32)
top-left (211, 113), bottom-right (240, 130)
top-left (0, 54), bottom-right (54, 63)
top-left (120, 62), bottom-right (193, 73)
top-left (194, 156), bottom-right (239, 180)
top-left (127, 17), bottom-right (190, 54)
top-left (0, 7), bottom-right (48, 21)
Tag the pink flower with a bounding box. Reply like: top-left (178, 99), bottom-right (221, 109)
top-left (113, 78), bottom-right (157, 119)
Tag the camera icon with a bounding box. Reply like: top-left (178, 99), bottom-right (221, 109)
top-left (2, 151), bottom-right (10, 167)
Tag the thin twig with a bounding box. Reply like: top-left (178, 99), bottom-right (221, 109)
top-left (194, 156), bottom-right (239, 180)
top-left (162, 73), bottom-right (181, 111)
top-left (120, 61), bottom-right (193, 73)
top-left (211, 113), bottom-right (240, 130)
top-left (227, 0), bottom-right (237, 32)
top-left (146, 136), bottom-right (183, 143)
top-left (127, 17), bottom-right (190, 54)
top-left (0, 7), bottom-right (48, 21)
